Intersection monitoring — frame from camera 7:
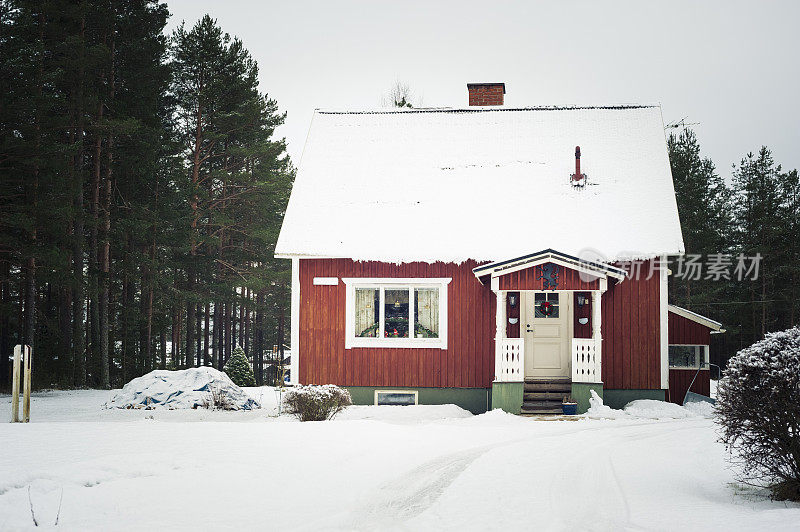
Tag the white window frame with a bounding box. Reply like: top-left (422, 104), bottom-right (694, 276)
top-left (374, 389), bottom-right (419, 406)
top-left (668, 344), bottom-right (709, 369)
top-left (343, 278), bottom-right (451, 350)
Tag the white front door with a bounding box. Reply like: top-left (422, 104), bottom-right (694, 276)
top-left (522, 291), bottom-right (571, 378)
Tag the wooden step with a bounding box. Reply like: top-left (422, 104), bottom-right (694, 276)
top-left (524, 382), bottom-right (572, 393)
top-left (520, 405), bottom-right (563, 415)
top-left (522, 399), bottom-right (562, 408)
top-left (524, 391), bottom-right (569, 401)
top-left (524, 377), bottom-right (571, 383)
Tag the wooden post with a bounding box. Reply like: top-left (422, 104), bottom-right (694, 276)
top-left (11, 344), bottom-right (21, 422)
top-left (23, 345), bottom-right (32, 422)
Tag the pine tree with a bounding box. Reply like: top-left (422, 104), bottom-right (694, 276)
top-left (667, 128), bottom-right (732, 310)
top-left (2, 7), bottom-right (290, 390)
top-left (223, 346), bottom-right (256, 387)
top-left (731, 147), bottom-right (793, 340)
top-left (170, 15), bottom-right (291, 373)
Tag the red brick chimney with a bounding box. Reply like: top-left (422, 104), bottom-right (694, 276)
top-left (467, 83), bottom-right (505, 106)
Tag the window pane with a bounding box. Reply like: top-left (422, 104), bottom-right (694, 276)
top-left (376, 392), bottom-right (416, 406)
top-left (414, 288), bottom-right (439, 338)
top-left (354, 288), bottom-right (379, 337)
top-left (669, 346), bottom-right (698, 367)
top-left (535, 293), bottom-right (559, 318)
top-left (384, 289), bottom-right (410, 337)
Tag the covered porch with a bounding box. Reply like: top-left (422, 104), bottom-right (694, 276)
top-left (473, 249), bottom-right (626, 414)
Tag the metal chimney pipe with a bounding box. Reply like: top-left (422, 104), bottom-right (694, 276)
top-left (574, 146), bottom-right (581, 180)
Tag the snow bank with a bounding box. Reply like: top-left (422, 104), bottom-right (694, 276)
top-left (336, 404), bottom-right (472, 424)
top-left (107, 367), bottom-right (260, 410)
top-left (586, 390), bottom-right (629, 419)
top-left (624, 399), bottom-right (698, 419)
top-left (683, 400), bottom-right (716, 418)
top-left (586, 390), bottom-right (714, 419)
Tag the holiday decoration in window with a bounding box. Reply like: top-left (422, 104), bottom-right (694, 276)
top-left (534, 293), bottom-right (560, 318)
top-left (345, 279), bottom-right (449, 348)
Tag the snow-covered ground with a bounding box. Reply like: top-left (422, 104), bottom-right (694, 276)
top-left (1, 390), bottom-right (798, 531)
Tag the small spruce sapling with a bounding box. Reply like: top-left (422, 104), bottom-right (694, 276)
top-left (223, 347), bottom-right (257, 387)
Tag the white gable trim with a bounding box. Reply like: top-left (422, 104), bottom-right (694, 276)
top-left (668, 304), bottom-right (724, 332)
top-left (473, 249), bottom-right (626, 284)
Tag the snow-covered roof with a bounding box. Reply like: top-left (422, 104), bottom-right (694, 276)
top-left (276, 105), bottom-right (684, 263)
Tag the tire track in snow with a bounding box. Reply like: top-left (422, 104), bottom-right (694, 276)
top-left (340, 441), bottom-right (518, 531)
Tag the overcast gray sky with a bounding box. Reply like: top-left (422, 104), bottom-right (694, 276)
top-left (166, 0), bottom-right (800, 175)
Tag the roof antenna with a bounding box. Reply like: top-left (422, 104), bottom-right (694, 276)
top-left (571, 146), bottom-right (586, 187)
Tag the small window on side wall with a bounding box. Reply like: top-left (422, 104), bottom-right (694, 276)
top-left (668, 345), bottom-right (708, 369)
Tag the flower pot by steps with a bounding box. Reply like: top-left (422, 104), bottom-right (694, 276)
top-left (562, 402), bottom-right (578, 415)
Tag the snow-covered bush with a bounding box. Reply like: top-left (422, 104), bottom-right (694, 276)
top-left (223, 347), bottom-right (256, 387)
top-left (283, 384), bottom-right (352, 421)
top-left (716, 327), bottom-right (800, 501)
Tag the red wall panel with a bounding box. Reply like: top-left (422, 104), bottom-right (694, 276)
top-left (498, 263), bottom-right (600, 291)
top-left (601, 260), bottom-right (662, 390)
top-left (668, 368), bottom-right (711, 404)
top-left (300, 258), bottom-right (664, 392)
top-left (299, 259), bottom-right (496, 389)
top-left (573, 291), bottom-right (592, 339)
top-left (506, 291), bottom-right (520, 338)
top-left (668, 312), bottom-right (711, 345)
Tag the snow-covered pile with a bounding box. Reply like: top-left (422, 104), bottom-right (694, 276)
top-left (586, 389), bottom-right (630, 419)
top-left (107, 367), bottom-right (260, 410)
top-left (586, 390), bottom-right (714, 420)
top-left (624, 399), bottom-right (702, 419)
top-left (336, 404), bottom-right (473, 423)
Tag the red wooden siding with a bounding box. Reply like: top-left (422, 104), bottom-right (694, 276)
top-left (299, 259), bottom-right (496, 389)
top-left (506, 291), bottom-right (520, 338)
top-left (573, 292), bottom-right (592, 339)
top-left (668, 368), bottom-right (710, 404)
top-left (601, 260), bottom-right (662, 390)
top-left (668, 312), bottom-right (711, 345)
top-left (497, 262), bottom-right (600, 291)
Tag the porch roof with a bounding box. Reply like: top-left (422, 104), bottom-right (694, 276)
top-left (472, 248), bottom-right (627, 285)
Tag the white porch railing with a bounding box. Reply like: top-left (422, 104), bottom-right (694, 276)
top-left (572, 338), bottom-right (601, 383)
top-left (496, 338), bottom-right (524, 382)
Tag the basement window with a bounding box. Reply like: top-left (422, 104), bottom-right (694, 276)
top-left (375, 390), bottom-right (418, 406)
top-left (343, 278), bottom-right (451, 349)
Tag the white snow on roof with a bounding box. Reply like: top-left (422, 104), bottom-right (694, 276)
top-left (276, 106), bottom-right (684, 263)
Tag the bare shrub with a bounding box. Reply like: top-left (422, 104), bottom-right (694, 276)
top-left (198, 385), bottom-right (238, 411)
top-left (283, 384), bottom-right (352, 421)
top-left (716, 327), bottom-right (800, 501)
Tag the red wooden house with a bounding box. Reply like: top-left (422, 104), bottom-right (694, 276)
top-left (275, 83), bottom-right (722, 414)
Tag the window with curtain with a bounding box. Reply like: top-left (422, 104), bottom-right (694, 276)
top-left (345, 278), bottom-right (450, 349)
